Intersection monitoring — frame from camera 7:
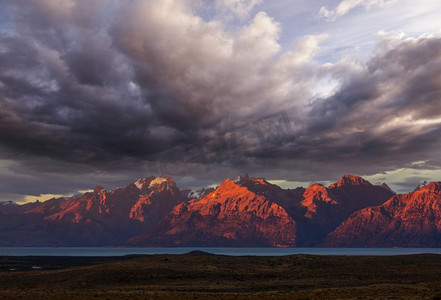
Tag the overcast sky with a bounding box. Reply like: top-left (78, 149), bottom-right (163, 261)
top-left (1, 0), bottom-right (441, 202)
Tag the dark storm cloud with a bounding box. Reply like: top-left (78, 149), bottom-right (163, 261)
top-left (1, 0), bottom-right (296, 168)
top-left (0, 1), bottom-right (180, 164)
top-left (0, 0), bottom-right (441, 201)
top-left (299, 35), bottom-right (441, 169)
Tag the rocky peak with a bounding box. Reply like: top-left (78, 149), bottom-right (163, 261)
top-left (414, 180), bottom-right (428, 191)
top-left (94, 185), bottom-right (105, 193)
top-left (232, 175), bottom-right (276, 196)
top-left (324, 180), bottom-right (441, 247)
top-left (0, 200), bottom-right (18, 206)
top-left (215, 177), bottom-right (271, 195)
top-left (378, 182), bottom-right (395, 194)
top-left (415, 181), bottom-right (441, 194)
top-left (233, 174), bottom-right (268, 186)
top-left (302, 184), bottom-right (336, 204)
top-left (147, 175), bottom-right (178, 194)
top-left (185, 188), bottom-right (215, 200)
top-left (233, 174), bottom-right (250, 184)
top-left (212, 178), bottom-right (244, 196)
top-left (375, 182), bottom-right (395, 194)
top-left (301, 184), bottom-right (338, 218)
top-left (0, 200), bottom-right (20, 215)
top-left (134, 176), bottom-right (155, 191)
top-left (128, 176), bottom-right (297, 247)
top-left (330, 174), bottom-right (372, 188)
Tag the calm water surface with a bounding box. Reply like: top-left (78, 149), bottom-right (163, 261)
top-left (0, 247), bottom-right (441, 256)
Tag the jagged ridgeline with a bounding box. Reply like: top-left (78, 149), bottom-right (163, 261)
top-left (0, 174), bottom-right (440, 247)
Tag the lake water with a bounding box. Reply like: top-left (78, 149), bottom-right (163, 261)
top-left (1, 247), bottom-right (441, 256)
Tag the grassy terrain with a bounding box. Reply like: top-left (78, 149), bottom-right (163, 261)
top-left (1, 252), bottom-right (441, 299)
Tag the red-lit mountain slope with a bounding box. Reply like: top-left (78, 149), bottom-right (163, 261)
top-left (324, 182), bottom-right (441, 247)
top-left (126, 177), bottom-right (297, 247)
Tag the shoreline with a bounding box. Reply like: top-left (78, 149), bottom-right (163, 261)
top-left (2, 247), bottom-right (441, 257)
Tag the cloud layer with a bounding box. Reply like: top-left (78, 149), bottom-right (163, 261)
top-left (0, 0), bottom-right (441, 200)
top-left (319, 0), bottom-right (396, 21)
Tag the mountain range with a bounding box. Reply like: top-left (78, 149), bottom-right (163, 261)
top-left (1, 174), bottom-right (440, 247)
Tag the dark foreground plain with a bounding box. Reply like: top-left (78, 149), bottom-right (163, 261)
top-left (1, 252), bottom-right (441, 299)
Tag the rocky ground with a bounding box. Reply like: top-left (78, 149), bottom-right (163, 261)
top-left (1, 252), bottom-right (441, 299)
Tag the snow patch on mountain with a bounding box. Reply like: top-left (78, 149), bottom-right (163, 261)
top-left (134, 178), bottom-right (144, 190)
top-left (0, 201), bottom-right (18, 206)
top-left (414, 180), bottom-right (428, 191)
top-left (186, 188), bottom-right (215, 200)
top-left (149, 177), bottom-right (167, 188)
top-left (187, 190), bottom-right (202, 199)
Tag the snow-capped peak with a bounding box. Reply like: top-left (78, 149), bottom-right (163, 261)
top-left (147, 175), bottom-right (177, 193)
top-left (233, 174), bottom-right (250, 183)
top-left (134, 177), bottom-right (155, 190)
top-left (0, 201), bottom-right (18, 206)
top-left (134, 178), bottom-right (144, 190)
top-left (187, 190), bottom-right (202, 199)
top-left (414, 180), bottom-right (428, 191)
top-left (148, 176), bottom-right (168, 188)
top-left (184, 188), bottom-right (215, 200)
